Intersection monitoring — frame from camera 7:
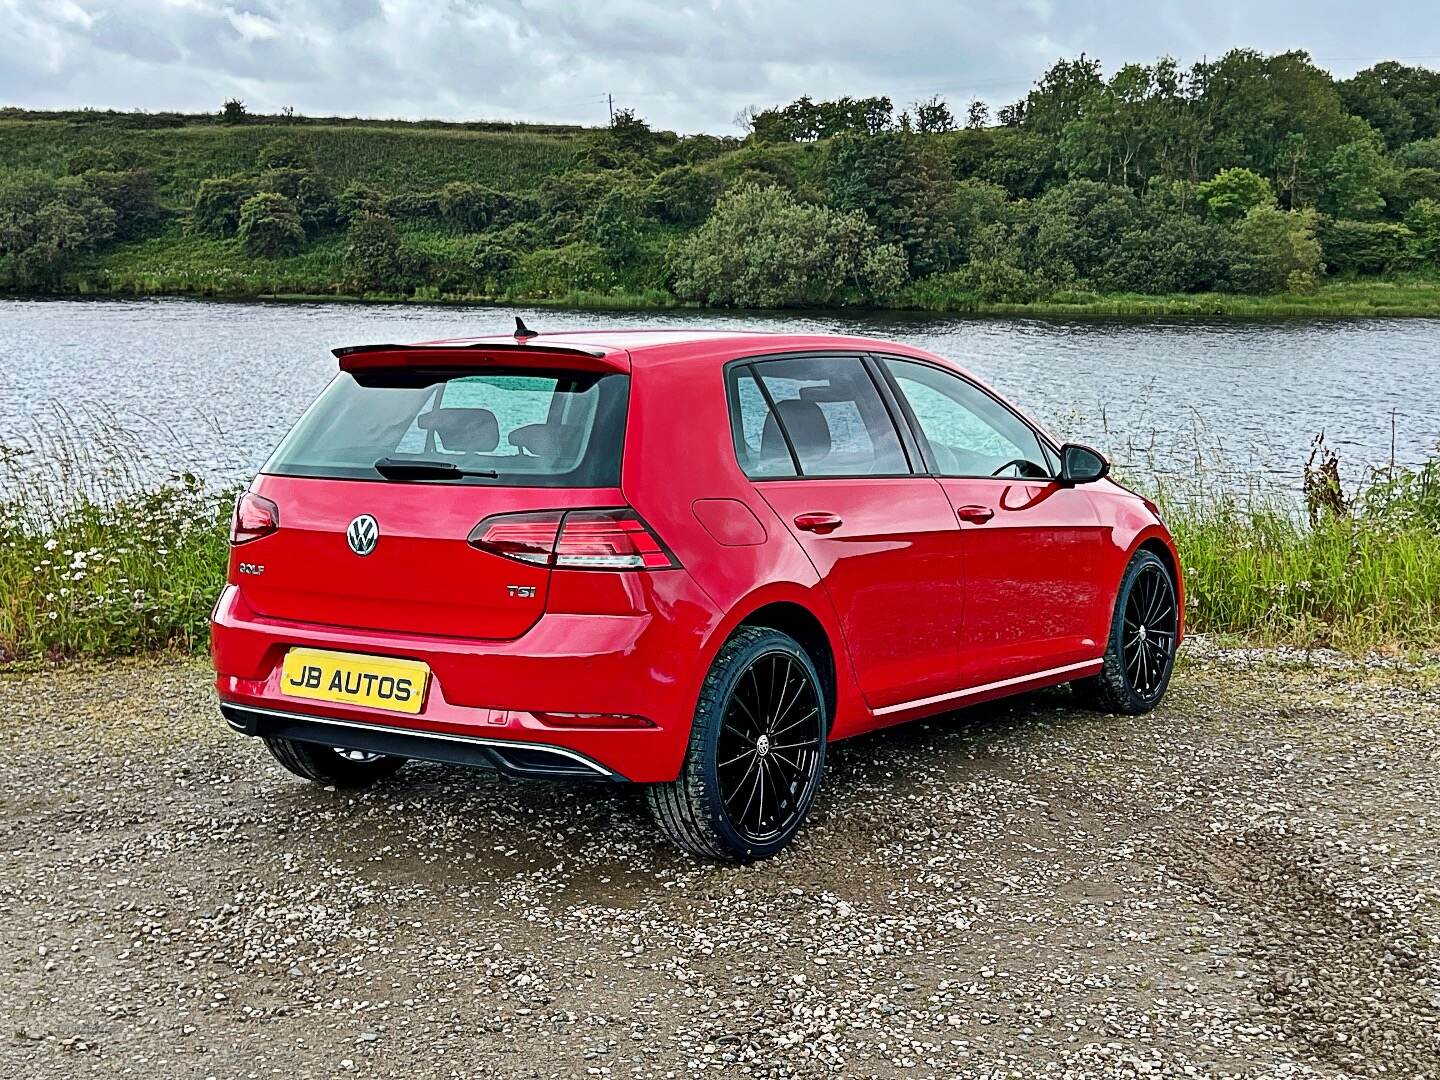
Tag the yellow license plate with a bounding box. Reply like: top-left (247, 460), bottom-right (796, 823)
top-left (280, 648), bottom-right (430, 714)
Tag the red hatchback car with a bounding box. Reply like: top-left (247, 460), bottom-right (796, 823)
top-left (212, 324), bottom-right (1182, 861)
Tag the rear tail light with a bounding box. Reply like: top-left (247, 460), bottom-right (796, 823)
top-left (231, 492), bottom-right (279, 545)
top-left (468, 508), bottom-right (678, 570)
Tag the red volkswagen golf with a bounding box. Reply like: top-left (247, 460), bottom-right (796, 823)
top-left (212, 324), bottom-right (1182, 861)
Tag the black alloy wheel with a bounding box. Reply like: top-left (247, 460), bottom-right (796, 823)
top-left (1074, 549), bottom-right (1179, 715)
top-left (649, 626), bottom-right (828, 861)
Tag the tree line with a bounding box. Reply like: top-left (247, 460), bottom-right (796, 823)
top-left (2, 48), bottom-right (1438, 308)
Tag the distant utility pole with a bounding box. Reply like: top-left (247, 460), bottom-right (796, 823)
top-left (607, 93), bottom-right (614, 125)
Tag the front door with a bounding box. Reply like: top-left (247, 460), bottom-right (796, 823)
top-left (878, 357), bottom-right (1109, 686)
top-left (730, 355), bottom-right (965, 712)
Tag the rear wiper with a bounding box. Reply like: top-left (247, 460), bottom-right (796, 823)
top-left (373, 457), bottom-right (499, 480)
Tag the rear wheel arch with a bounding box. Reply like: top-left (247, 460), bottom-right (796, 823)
top-left (734, 600), bottom-right (837, 728)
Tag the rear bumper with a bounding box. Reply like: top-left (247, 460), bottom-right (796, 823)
top-left (211, 578), bottom-right (722, 783)
top-left (220, 701), bottom-right (621, 780)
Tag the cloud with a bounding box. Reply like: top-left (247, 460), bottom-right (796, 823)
top-left (0, 0), bottom-right (1436, 132)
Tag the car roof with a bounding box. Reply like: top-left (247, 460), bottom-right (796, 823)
top-left (410, 328), bottom-right (927, 364)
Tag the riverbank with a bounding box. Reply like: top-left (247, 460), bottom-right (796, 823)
top-left (37, 245), bottom-right (1440, 318)
top-left (3, 448), bottom-right (1438, 662)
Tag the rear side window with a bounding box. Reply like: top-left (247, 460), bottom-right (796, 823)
top-left (727, 355), bottom-right (910, 479)
top-left (265, 368), bottom-right (627, 487)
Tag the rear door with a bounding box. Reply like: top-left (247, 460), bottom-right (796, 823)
top-left (877, 357), bottom-right (1109, 683)
top-left (237, 363), bottom-right (629, 640)
top-left (730, 355), bottom-right (965, 712)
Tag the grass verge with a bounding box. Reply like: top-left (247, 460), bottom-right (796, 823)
top-left (1, 429), bottom-right (1437, 662)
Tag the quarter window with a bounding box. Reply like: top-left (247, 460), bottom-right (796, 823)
top-left (883, 358), bottom-right (1050, 479)
top-left (730, 356), bottom-right (910, 479)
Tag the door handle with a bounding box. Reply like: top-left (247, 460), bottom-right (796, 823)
top-left (956, 505), bottom-right (995, 524)
top-left (794, 511), bottom-right (843, 534)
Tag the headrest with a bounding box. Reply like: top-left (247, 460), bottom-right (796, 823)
top-left (509, 422), bottom-right (579, 458)
top-left (416, 407), bottom-right (499, 453)
top-left (761, 398), bottom-right (831, 470)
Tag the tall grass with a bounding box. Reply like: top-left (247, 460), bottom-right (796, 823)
top-left (0, 411), bottom-right (1437, 662)
top-left (0, 410), bottom-right (230, 661)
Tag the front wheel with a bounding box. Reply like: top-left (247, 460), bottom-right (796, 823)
top-left (1074, 549), bottom-right (1179, 714)
top-left (263, 736), bottom-right (406, 788)
top-left (647, 626), bottom-right (827, 862)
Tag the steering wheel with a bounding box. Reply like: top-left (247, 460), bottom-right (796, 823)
top-left (990, 458), bottom-right (1034, 477)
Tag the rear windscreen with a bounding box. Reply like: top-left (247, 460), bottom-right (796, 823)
top-left (264, 368), bottom-right (628, 487)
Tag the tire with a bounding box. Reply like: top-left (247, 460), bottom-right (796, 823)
top-left (1074, 549), bottom-right (1179, 715)
top-left (647, 626), bottom-right (827, 862)
top-left (263, 736), bottom-right (406, 789)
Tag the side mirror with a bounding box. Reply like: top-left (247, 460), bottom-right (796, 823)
top-left (1059, 443), bottom-right (1109, 486)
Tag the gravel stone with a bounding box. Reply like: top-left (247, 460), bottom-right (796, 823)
top-left (1, 644), bottom-right (1437, 1077)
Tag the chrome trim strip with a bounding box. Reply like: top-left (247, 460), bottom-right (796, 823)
top-left (222, 702), bottom-right (615, 778)
top-left (873, 658), bottom-right (1104, 717)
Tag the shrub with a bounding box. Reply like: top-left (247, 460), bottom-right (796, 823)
top-left (258, 168), bottom-right (337, 235)
top-left (586, 185), bottom-right (647, 262)
top-left (1197, 167), bottom-right (1275, 221)
top-left (1231, 206), bottom-right (1324, 293)
top-left (338, 181), bottom-right (386, 222)
top-left (648, 165), bottom-right (723, 225)
top-left (671, 183), bottom-right (908, 307)
top-left (342, 211), bottom-right (413, 293)
top-left (190, 175), bottom-right (256, 237)
top-left (512, 243), bottom-right (616, 297)
top-left (256, 136), bottom-right (312, 171)
top-left (0, 171), bottom-right (116, 287)
top-left (438, 181), bottom-right (508, 232)
top-left (79, 168), bottom-right (165, 240)
top-left (1318, 218), bottom-right (1414, 273)
top-left (468, 237), bottom-right (520, 284)
top-left (236, 192), bottom-right (306, 258)
top-left (1099, 217), bottom-right (1238, 294)
top-left (1405, 198), bottom-right (1440, 265)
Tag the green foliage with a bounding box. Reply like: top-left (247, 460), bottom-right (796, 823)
top-left (1321, 129), bottom-right (1395, 218)
top-left (0, 170), bottom-right (116, 286)
top-left (220, 99), bottom-right (248, 124)
top-left (513, 242), bottom-right (617, 297)
top-left (1318, 218), bottom-right (1414, 273)
top-left (1338, 62), bottom-right (1440, 149)
top-left (190, 175), bottom-right (256, 236)
top-left (1404, 198), bottom-right (1440, 265)
top-left (257, 167), bottom-right (337, 234)
top-left (1231, 205), bottom-right (1323, 292)
top-left (1197, 167), bottom-right (1275, 221)
top-left (671, 183), bottom-right (906, 308)
top-left (749, 95), bottom-right (895, 141)
top-left (236, 192), bottom-right (305, 258)
top-left (647, 165), bottom-right (723, 225)
top-left (438, 181), bottom-right (509, 232)
top-left (825, 132), bottom-right (960, 275)
top-left (341, 211), bottom-right (413, 293)
top-left (585, 184), bottom-right (647, 262)
top-left (256, 136), bottom-right (312, 170)
top-left (1395, 136), bottom-right (1440, 170)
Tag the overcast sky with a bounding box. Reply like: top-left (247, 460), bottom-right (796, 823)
top-left (4, 1), bottom-right (1439, 134)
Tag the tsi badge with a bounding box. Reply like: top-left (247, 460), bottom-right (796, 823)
top-left (507, 584), bottom-right (537, 599)
top-left (346, 514), bottom-right (379, 557)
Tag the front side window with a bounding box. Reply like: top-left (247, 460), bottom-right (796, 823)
top-left (265, 367), bottom-right (627, 487)
top-left (883, 358), bottom-right (1050, 479)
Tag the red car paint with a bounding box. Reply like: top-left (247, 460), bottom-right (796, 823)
top-left (212, 329), bottom-right (1182, 783)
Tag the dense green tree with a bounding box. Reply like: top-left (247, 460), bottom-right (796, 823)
top-left (825, 132), bottom-right (959, 275)
top-left (672, 184), bottom-right (906, 307)
top-left (913, 96), bottom-right (955, 134)
top-left (258, 167), bottom-right (337, 235)
top-left (0, 171), bottom-right (116, 286)
top-left (647, 165), bottom-right (723, 225)
top-left (1321, 129), bottom-right (1395, 219)
top-left (1338, 62), bottom-right (1440, 149)
top-left (951, 128), bottom-right (1056, 198)
top-left (1318, 218), bottom-right (1413, 273)
top-left (1023, 180), bottom-right (1141, 282)
top-left (1197, 168), bottom-right (1275, 221)
top-left (342, 211), bottom-right (412, 293)
top-left (1231, 206), bottom-right (1323, 292)
top-left (80, 169), bottom-right (165, 239)
top-left (586, 185), bottom-right (647, 262)
top-left (1404, 198), bottom-right (1440, 264)
top-left (236, 193), bottom-right (305, 258)
top-left (220, 99), bottom-right (248, 124)
top-left (1021, 55), bottom-right (1105, 135)
top-left (191, 175), bottom-right (256, 237)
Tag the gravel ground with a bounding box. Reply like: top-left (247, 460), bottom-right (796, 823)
top-left (2, 646), bottom-right (1438, 1079)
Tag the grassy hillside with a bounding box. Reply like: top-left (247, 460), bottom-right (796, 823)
top-left (4, 48), bottom-right (1440, 313)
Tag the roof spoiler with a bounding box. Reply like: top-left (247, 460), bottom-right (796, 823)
top-left (332, 340), bottom-right (626, 375)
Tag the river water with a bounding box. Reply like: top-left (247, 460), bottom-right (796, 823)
top-left (2, 297), bottom-right (1437, 500)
